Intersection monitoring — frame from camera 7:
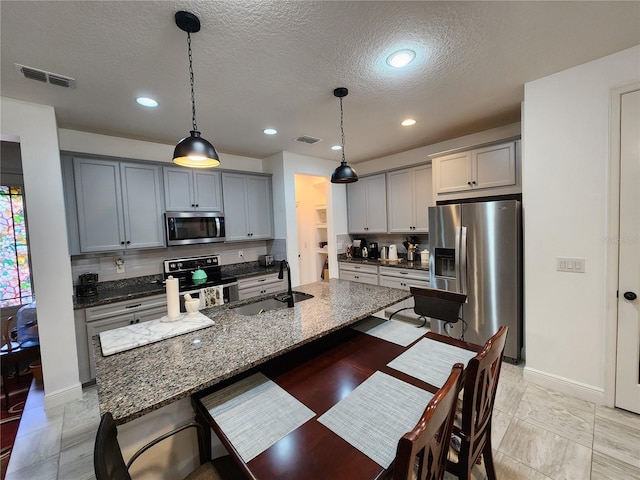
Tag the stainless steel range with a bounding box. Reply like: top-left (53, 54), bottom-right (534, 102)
top-left (163, 255), bottom-right (239, 310)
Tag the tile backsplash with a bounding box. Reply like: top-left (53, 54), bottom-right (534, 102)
top-left (71, 241), bottom-right (272, 284)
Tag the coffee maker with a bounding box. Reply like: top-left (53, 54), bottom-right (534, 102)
top-left (367, 242), bottom-right (379, 259)
top-left (352, 238), bottom-right (368, 258)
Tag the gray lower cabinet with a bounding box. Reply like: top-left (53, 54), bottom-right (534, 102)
top-left (78, 294), bottom-right (167, 383)
top-left (338, 262), bottom-right (379, 285)
top-left (73, 158), bottom-right (164, 252)
top-left (378, 266), bottom-right (430, 321)
top-left (222, 172), bottom-right (273, 241)
top-left (163, 167), bottom-right (223, 211)
top-left (238, 273), bottom-right (285, 300)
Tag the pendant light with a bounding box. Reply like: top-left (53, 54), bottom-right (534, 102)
top-left (330, 87), bottom-right (358, 183)
top-left (173, 11), bottom-right (220, 168)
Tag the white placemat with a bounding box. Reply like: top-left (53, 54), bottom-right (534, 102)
top-left (387, 337), bottom-right (477, 388)
top-left (201, 372), bottom-right (315, 463)
top-left (99, 311), bottom-right (213, 356)
top-left (317, 371), bottom-right (433, 468)
top-left (352, 316), bottom-right (428, 347)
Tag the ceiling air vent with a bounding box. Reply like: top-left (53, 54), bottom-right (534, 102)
top-left (15, 64), bottom-right (76, 89)
top-left (295, 135), bottom-right (322, 145)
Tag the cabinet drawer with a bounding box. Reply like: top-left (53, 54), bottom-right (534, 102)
top-left (238, 274), bottom-right (284, 300)
top-left (85, 294), bottom-right (166, 322)
top-left (378, 266), bottom-right (429, 282)
top-left (339, 269), bottom-right (379, 286)
top-left (338, 262), bottom-right (378, 275)
top-left (379, 275), bottom-right (430, 291)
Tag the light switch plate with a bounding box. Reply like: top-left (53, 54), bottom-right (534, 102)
top-left (557, 257), bottom-right (585, 273)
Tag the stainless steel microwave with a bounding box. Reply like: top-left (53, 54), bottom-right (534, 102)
top-left (165, 212), bottom-right (225, 246)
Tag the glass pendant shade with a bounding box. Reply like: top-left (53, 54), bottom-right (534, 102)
top-left (173, 130), bottom-right (220, 168)
top-left (331, 161), bottom-right (358, 183)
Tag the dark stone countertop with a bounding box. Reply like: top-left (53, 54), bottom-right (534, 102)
top-left (73, 262), bottom-right (282, 310)
top-left (337, 255), bottom-right (429, 272)
top-left (94, 278), bottom-right (411, 424)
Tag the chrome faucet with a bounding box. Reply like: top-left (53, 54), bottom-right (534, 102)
top-left (278, 260), bottom-right (295, 308)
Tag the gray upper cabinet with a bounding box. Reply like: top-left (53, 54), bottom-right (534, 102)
top-left (347, 174), bottom-right (387, 233)
top-left (222, 172), bottom-right (273, 241)
top-left (432, 140), bottom-right (519, 200)
top-left (387, 164), bottom-right (433, 233)
top-left (163, 167), bottom-right (222, 211)
top-left (74, 158), bottom-right (164, 252)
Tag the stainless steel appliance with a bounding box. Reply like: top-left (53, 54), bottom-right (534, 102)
top-left (258, 254), bottom-right (274, 267)
top-left (429, 200), bottom-right (522, 362)
top-left (165, 211), bottom-right (225, 246)
top-left (163, 255), bottom-right (238, 311)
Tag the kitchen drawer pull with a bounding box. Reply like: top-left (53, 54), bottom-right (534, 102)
top-left (125, 303), bottom-right (142, 309)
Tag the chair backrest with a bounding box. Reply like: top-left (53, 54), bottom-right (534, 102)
top-left (394, 363), bottom-right (464, 480)
top-left (94, 412), bottom-right (132, 480)
top-left (409, 286), bottom-right (466, 323)
top-left (460, 325), bottom-right (509, 466)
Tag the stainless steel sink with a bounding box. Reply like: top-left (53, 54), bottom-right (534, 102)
top-left (232, 291), bottom-right (314, 316)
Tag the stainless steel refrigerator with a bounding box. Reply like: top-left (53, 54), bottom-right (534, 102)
top-left (428, 200), bottom-right (522, 362)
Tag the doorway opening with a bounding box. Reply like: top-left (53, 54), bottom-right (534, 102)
top-left (294, 175), bottom-right (328, 285)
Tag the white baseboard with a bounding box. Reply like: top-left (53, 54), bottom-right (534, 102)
top-left (523, 366), bottom-right (605, 404)
top-left (43, 382), bottom-right (82, 410)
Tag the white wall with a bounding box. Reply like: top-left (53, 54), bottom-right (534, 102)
top-left (263, 151), bottom-right (346, 286)
top-left (522, 45), bottom-right (640, 402)
top-left (58, 129), bottom-right (264, 173)
top-left (0, 97), bottom-right (82, 408)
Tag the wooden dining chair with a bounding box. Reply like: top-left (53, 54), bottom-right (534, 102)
top-left (393, 363), bottom-right (465, 480)
top-left (94, 412), bottom-right (247, 480)
top-left (445, 325), bottom-right (509, 480)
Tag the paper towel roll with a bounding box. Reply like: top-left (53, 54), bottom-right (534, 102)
top-left (166, 276), bottom-right (180, 320)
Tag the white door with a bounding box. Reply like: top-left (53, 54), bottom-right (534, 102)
top-left (615, 87), bottom-right (640, 413)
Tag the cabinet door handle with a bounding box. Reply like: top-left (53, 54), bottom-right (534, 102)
top-left (191, 204), bottom-right (195, 207)
top-left (126, 240), bottom-right (131, 244)
top-left (471, 180), bottom-right (477, 186)
top-left (467, 181), bottom-right (472, 186)
top-left (125, 304), bottom-right (142, 309)
top-left (121, 241), bottom-right (125, 245)
top-left (195, 204), bottom-right (199, 208)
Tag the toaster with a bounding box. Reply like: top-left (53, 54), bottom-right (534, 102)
top-left (258, 254), bottom-right (274, 266)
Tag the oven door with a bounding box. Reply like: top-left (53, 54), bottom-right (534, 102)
top-left (165, 212), bottom-right (225, 246)
top-left (179, 282), bottom-right (239, 312)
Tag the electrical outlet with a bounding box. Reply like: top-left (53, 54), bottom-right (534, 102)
top-left (238, 250), bottom-right (244, 259)
top-left (115, 258), bottom-right (125, 274)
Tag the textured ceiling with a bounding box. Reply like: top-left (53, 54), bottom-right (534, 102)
top-left (1, 1), bottom-right (639, 164)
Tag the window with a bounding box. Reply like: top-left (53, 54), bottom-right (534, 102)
top-left (0, 185), bottom-right (32, 307)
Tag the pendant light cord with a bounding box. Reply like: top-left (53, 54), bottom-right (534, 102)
top-left (340, 96), bottom-right (346, 164)
top-left (187, 31), bottom-right (198, 132)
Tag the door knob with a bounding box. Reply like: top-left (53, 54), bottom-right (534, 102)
top-left (623, 291), bottom-right (637, 301)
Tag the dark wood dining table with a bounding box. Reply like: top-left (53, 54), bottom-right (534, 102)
top-left (191, 326), bottom-right (482, 480)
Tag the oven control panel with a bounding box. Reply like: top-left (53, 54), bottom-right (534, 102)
top-left (163, 255), bottom-right (220, 274)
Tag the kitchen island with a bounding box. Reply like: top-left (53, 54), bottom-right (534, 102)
top-left (94, 278), bottom-right (410, 424)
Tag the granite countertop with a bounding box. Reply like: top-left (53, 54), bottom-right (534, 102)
top-left (94, 278), bottom-right (410, 424)
top-left (338, 255), bottom-right (429, 272)
top-left (73, 262), bottom-right (281, 310)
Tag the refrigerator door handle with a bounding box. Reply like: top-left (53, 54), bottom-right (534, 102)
top-left (459, 226), bottom-right (468, 297)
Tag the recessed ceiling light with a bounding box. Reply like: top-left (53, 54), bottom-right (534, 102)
top-left (386, 49), bottom-right (416, 68)
top-left (401, 119), bottom-right (417, 126)
top-left (263, 128), bottom-right (277, 135)
top-left (136, 97), bottom-right (158, 107)
top-left (331, 145), bottom-right (342, 151)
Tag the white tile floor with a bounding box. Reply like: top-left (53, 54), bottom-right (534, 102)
top-left (5, 362), bottom-right (640, 480)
